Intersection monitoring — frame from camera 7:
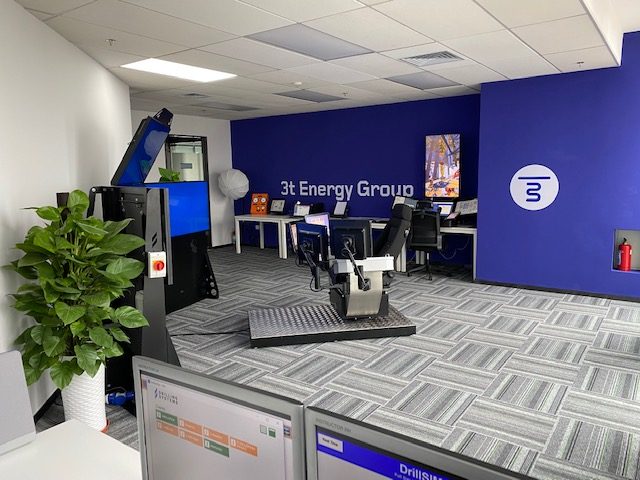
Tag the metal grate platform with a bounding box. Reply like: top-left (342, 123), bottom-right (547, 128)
top-left (248, 304), bottom-right (415, 347)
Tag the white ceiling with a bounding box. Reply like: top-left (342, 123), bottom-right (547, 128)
top-left (18, 0), bottom-right (640, 120)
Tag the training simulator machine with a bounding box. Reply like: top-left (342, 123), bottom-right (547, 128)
top-left (89, 109), bottom-right (218, 391)
top-left (248, 217), bottom-right (415, 347)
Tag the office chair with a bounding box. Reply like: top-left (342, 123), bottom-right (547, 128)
top-left (407, 208), bottom-right (442, 280)
top-left (373, 204), bottom-right (413, 286)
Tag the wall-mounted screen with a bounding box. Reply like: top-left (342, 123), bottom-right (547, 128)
top-left (425, 134), bottom-right (460, 199)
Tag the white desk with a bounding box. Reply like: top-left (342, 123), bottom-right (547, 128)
top-left (0, 420), bottom-right (142, 480)
top-left (440, 226), bottom-right (478, 280)
top-left (234, 214), bottom-right (298, 259)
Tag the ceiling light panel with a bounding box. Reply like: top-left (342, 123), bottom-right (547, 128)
top-left (305, 8), bottom-right (431, 51)
top-left (160, 49), bottom-right (274, 76)
top-left (276, 90), bottom-right (346, 103)
top-left (121, 58), bottom-right (236, 82)
top-left (374, 0), bottom-right (503, 41)
top-left (248, 24), bottom-right (371, 61)
top-left (201, 38), bottom-right (316, 69)
top-left (475, 0), bottom-right (586, 28)
top-left (239, 0), bottom-right (364, 22)
top-left (386, 71), bottom-right (458, 89)
top-left (121, 0), bottom-right (293, 36)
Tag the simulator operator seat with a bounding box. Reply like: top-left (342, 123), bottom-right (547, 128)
top-left (373, 203), bottom-right (413, 286)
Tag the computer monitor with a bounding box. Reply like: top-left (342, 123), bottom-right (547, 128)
top-left (296, 222), bottom-right (329, 264)
top-left (330, 219), bottom-right (372, 260)
top-left (434, 201), bottom-right (454, 216)
top-left (304, 212), bottom-right (330, 233)
top-left (133, 356), bottom-right (305, 480)
top-left (306, 407), bottom-right (531, 480)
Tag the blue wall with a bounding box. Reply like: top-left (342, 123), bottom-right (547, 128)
top-left (477, 32), bottom-right (640, 297)
top-left (232, 95), bottom-right (480, 217)
top-left (231, 96), bottom-right (480, 257)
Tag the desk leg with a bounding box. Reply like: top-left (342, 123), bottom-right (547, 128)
top-left (235, 219), bottom-right (241, 254)
top-left (280, 222), bottom-right (288, 259)
top-left (472, 233), bottom-right (477, 281)
top-left (397, 242), bottom-right (407, 273)
top-left (259, 223), bottom-right (264, 249)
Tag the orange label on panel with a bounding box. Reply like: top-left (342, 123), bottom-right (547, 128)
top-left (179, 418), bottom-right (203, 435)
top-left (230, 437), bottom-right (258, 457)
top-left (157, 421), bottom-right (179, 437)
top-left (179, 429), bottom-right (203, 447)
top-left (203, 427), bottom-right (229, 446)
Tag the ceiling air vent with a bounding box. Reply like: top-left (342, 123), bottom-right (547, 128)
top-left (401, 51), bottom-right (462, 67)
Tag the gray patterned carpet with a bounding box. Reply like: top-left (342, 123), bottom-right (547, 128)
top-left (40, 246), bottom-right (640, 480)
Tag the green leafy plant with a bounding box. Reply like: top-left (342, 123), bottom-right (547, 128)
top-left (7, 190), bottom-right (149, 390)
top-left (159, 167), bottom-right (181, 182)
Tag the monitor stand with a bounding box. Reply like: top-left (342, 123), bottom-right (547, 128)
top-left (248, 304), bottom-right (414, 348)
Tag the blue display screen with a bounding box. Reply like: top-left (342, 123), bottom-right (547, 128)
top-left (113, 117), bottom-right (170, 186)
top-left (146, 181), bottom-right (210, 237)
top-left (316, 429), bottom-right (459, 480)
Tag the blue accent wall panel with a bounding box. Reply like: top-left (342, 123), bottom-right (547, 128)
top-left (146, 181), bottom-right (210, 237)
top-left (477, 32), bottom-right (640, 297)
top-left (232, 96), bottom-right (480, 216)
top-left (231, 96), bottom-right (480, 259)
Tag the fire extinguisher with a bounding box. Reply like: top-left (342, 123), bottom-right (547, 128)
top-left (619, 238), bottom-right (632, 271)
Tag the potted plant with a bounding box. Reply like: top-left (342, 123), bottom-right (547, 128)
top-left (158, 167), bottom-right (181, 182)
top-left (7, 189), bottom-right (148, 430)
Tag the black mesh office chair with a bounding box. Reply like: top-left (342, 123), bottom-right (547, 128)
top-left (407, 208), bottom-right (442, 280)
top-left (374, 204), bottom-right (413, 259)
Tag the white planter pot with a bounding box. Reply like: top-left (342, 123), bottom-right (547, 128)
top-left (61, 363), bottom-right (107, 431)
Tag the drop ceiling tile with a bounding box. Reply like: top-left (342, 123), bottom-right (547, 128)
top-left (248, 24), bottom-right (371, 61)
top-left (80, 45), bottom-right (145, 68)
top-left (201, 38), bottom-right (317, 69)
top-left (208, 76), bottom-right (291, 94)
top-left (391, 90), bottom-right (441, 101)
top-left (305, 7), bottom-right (432, 51)
top-left (427, 85), bottom-right (480, 97)
top-left (285, 62), bottom-right (377, 84)
top-left (475, 0), bottom-right (586, 28)
top-left (330, 53), bottom-right (422, 77)
top-left (132, 89), bottom-right (199, 104)
top-left (46, 16), bottom-right (185, 57)
top-left (487, 55), bottom-right (558, 79)
top-left (131, 98), bottom-right (183, 113)
top-left (247, 70), bottom-right (332, 89)
top-left (121, 0), bottom-right (293, 36)
top-left (544, 45), bottom-right (617, 72)
top-left (110, 67), bottom-right (200, 90)
top-left (16, 0), bottom-right (93, 15)
top-left (387, 71), bottom-right (458, 89)
top-left (26, 9), bottom-right (54, 20)
top-left (276, 90), bottom-right (346, 103)
top-left (64, 0), bottom-right (235, 48)
top-left (513, 15), bottom-right (604, 54)
top-left (435, 64), bottom-right (506, 85)
top-left (443, 30), bottom-right (536, 63)
top-left (348, 78), bottom-right (423, 95)
top-left (359, 0), bottom-right (393, 4)
top-left (374, 0), bottom-right (503, 40)
top-left (159, 49), bottom-right (274, 76)
top-left (616, 0), bottom-right (640, 33)
top-left (239, 0), bottom-right (364, 22)
top-left (310, 84), bottom-right (383, 101)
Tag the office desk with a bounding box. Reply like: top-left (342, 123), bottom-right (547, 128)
top-left (440, 226), bottom-right (477, 280)
top-left (235, 214), bottom-right (298, 259)
top-left (0, 420), bottom-right (142, 480)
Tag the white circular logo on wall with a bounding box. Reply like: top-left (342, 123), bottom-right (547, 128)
top-left (510, 164), bottom-right (559, 211)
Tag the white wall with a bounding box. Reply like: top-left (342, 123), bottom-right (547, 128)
top-left (0, 1), bottom-right (132, 412)
top-left (131, 110), bottom-right (234, 246)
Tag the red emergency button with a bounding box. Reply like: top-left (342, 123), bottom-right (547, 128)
top-left (153, 260), bottom-right (165, 271)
